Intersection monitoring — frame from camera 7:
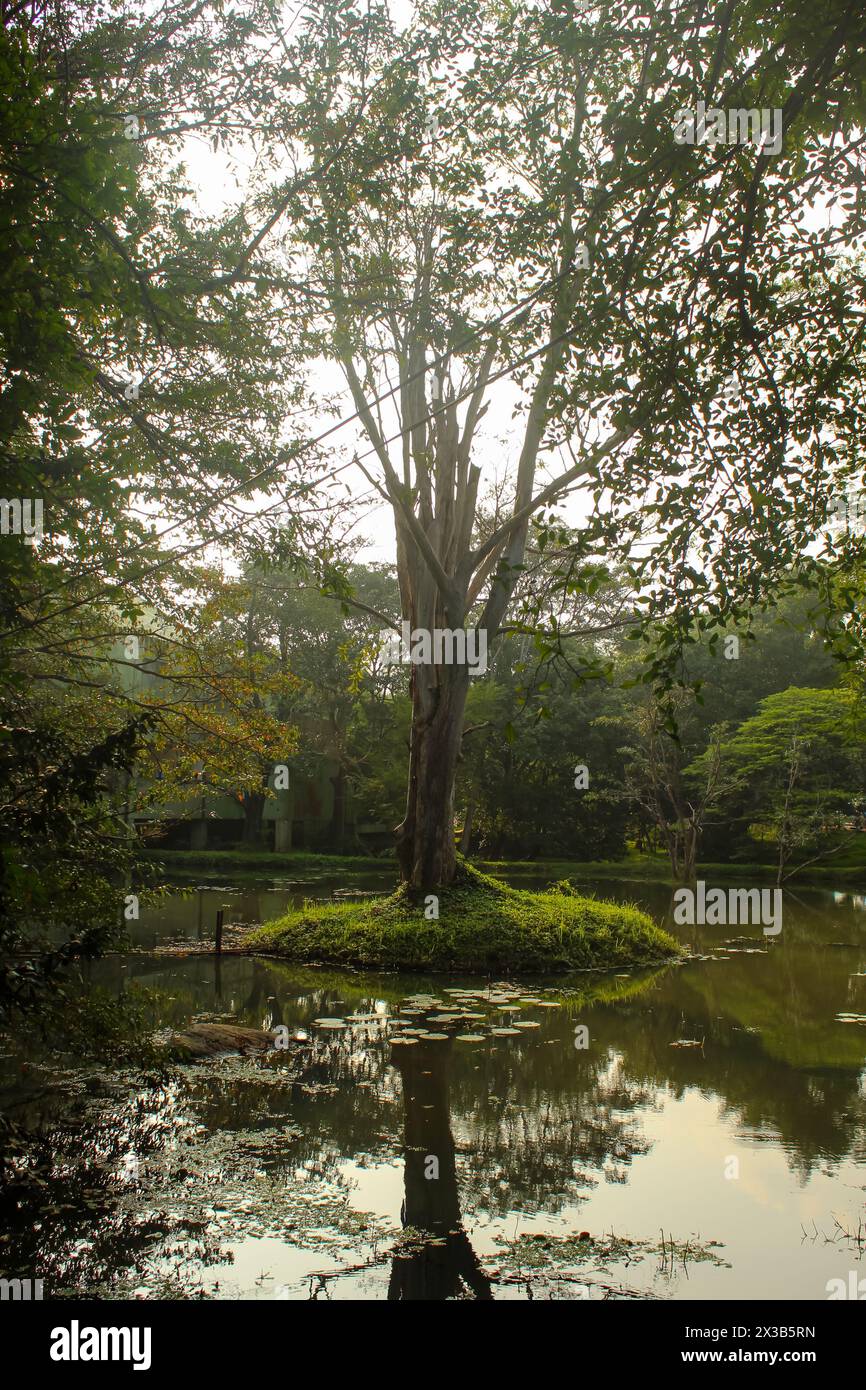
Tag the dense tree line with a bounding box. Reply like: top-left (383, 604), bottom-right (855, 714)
top-left (128, 558), bottom-right (864, 880)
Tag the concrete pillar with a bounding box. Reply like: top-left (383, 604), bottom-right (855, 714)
top-left (274, 787), bottom-right (293, 853)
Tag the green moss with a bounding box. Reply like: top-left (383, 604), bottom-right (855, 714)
top-left (247, 861), bottom-right (681, 974)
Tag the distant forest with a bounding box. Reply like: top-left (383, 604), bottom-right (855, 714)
top-left (125, 559), bottom-right (866, 881)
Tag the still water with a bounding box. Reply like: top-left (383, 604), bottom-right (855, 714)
top-left (3, 870), bottom-right (865, 1300)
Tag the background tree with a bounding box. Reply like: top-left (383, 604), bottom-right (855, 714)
top-left (621, 695), bottom-right (739, 880)
top-left (457, 644), bottom-right (632, 860)
top-left (241, 560), bottom-right (403, 851)
top-left (0, 0), bottom-right (316, 995)
top-left (690, 685), bottom-right (866, 881)
top-left (136, 573), bottom-right (301, 847)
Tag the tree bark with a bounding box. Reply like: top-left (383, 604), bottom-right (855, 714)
top-left (460, 798), bottom-right (475, 855)
top-left (328, 764), bottom-right (347, 853)
top-left (240, 790), bottom-right (265, 847)
top-left (396, 662), bottom-right (470, 891)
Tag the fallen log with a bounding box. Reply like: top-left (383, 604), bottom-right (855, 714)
top-left (167, 1022), bottom-right (283, 1059)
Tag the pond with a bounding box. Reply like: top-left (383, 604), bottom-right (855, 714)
top-left (2, 868), bottom-right (865, 1301)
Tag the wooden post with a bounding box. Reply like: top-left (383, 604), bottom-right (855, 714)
top-left (215, 907), bottom-right (224, 955)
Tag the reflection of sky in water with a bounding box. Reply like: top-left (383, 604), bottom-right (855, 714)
top-left (108, 983), bottom-right (863, 1301)
top-left (132, 874), bottom-right (866, 951)
top-left (5, 874), bottom-right (865, 1300)
top-left (834, 891), bottom-right (866, 911)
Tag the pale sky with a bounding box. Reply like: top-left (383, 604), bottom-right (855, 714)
top-left (159, 0), bottom-right (851, 578)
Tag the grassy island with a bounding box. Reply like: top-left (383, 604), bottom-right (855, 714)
top-left (247, 862), bottom-right (681, 974)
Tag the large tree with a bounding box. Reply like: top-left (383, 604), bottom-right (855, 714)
top-left (241, 0), bottom-right (866, 889)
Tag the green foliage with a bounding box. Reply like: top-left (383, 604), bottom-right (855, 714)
top-left (250, 861), bottom-right (680, 972)
top-left (136, 571), bottom-right (301, 824)
top-left (691, 686), bottom-right (866, 870)
top-left (456, 643), bottom-right (631, 859)
top-left (708, 686), bottom-right (863, 775)
top-left (0, 1), bottom-right (313, 1010)
top-left (0, 716), bottom-right (153, 1022)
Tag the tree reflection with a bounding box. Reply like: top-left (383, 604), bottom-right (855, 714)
top-left (388, 1040), bottom-right (492, 1300)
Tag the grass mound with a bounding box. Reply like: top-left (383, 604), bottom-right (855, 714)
top-left (247, 862), bottom-right (681, 973)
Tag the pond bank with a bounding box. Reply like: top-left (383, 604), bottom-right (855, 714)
top-left (140, 848), bottom-right (866, 887)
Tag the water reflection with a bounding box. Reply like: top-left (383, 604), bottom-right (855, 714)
top-left (129, 871), bottom-right (397, 949)
top-left (389, 1040), bottom-right (493, 1299)
top-left (2, 876), bottom-right (865, 1299)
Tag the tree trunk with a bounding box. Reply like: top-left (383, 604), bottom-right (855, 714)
top-left (777, 739), bottom-right (801, 886)
top-left (681, 822), bottom-right (698, 882)
top-left (460, 799), bottom-right (475, 856)
top-left (388, 1040), bottom-right (492, 1300)
top-left (396, 663), bottom-right (470, 891)
top-left (241, 790), bottom-right (265, 847)
top-left (328, 765), bottom-right (347, 853)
